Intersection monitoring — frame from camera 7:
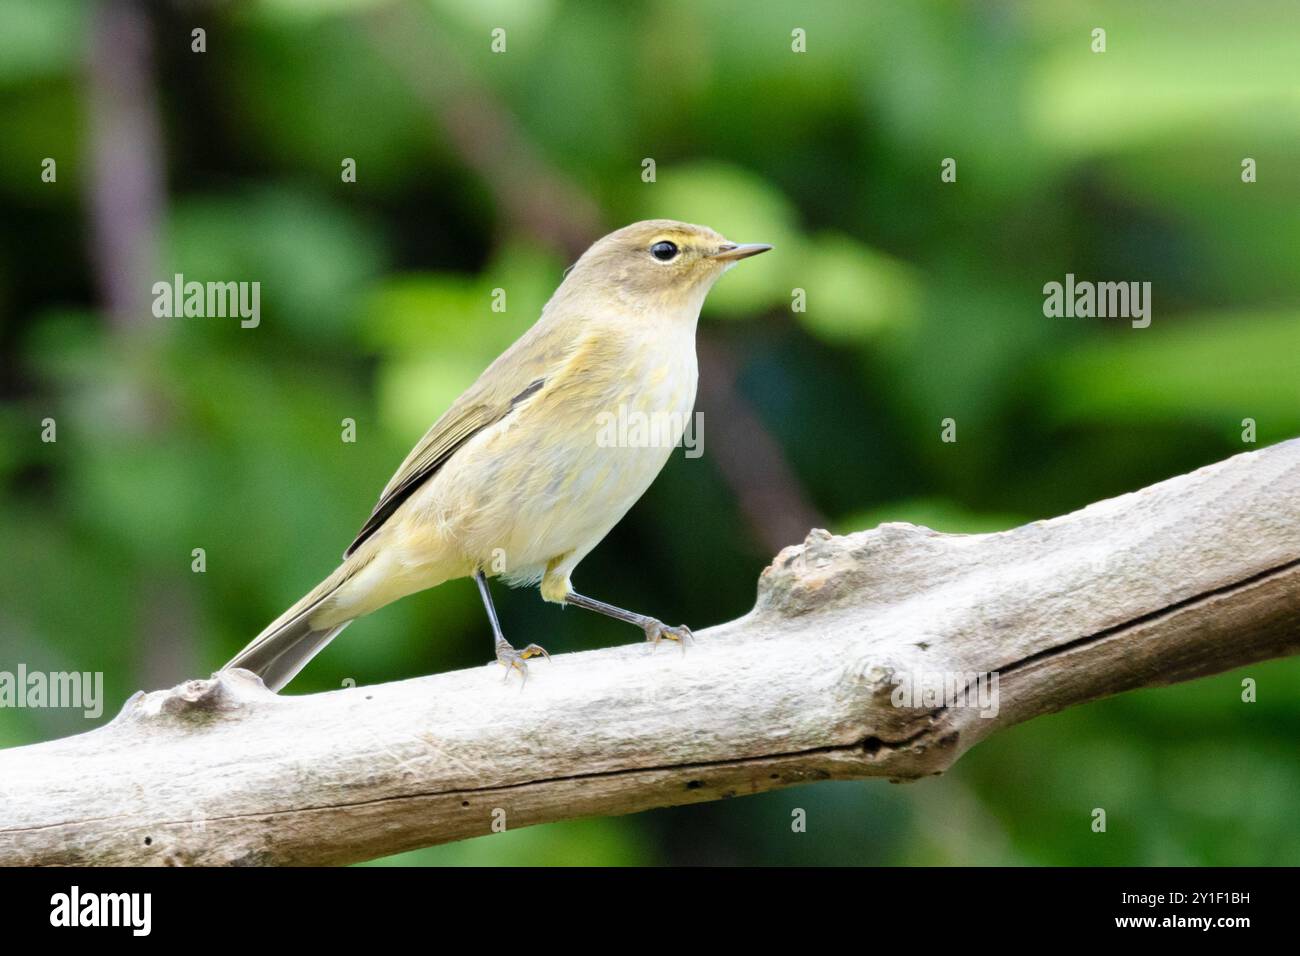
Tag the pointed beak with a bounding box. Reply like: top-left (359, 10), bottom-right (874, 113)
top-left (709, 242), bottom-right (773, 262)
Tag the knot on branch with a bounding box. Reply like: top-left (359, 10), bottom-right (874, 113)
top-left (114, 668), bottom-right (279, 727)
top-left (843, 659), bottom-right (962, 778)
top-left (754, 523), bottom-right (959, 619)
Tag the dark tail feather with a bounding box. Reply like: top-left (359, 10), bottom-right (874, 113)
top-left (224, 567), bottom-right (353, 691)
top-left (225, 619), bottom-right (351, 692)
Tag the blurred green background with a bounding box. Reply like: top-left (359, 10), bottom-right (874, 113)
top-left (1, 0), bottom-right (1298, 865)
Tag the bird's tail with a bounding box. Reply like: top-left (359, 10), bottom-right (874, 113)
top-left (223, 564), bottom-right (354, 692)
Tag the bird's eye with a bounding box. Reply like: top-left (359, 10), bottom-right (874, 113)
top-left (650, 241), bottom-right (678, 261)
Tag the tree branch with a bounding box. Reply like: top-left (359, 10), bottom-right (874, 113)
top-left (2, 440), bottom-right (1297, 866)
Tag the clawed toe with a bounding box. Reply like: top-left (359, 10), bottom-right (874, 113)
top-left (643, 620), bottom-right (693, 653)
top-left (495, 641), bottom-right (550, 684)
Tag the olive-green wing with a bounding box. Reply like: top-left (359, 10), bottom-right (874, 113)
top-left (343, 401), bottom-right (498, 558)
top-left (342, 321), bottom-right (572, 558)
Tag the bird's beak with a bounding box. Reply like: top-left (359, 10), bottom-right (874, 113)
top-left (709, 242), bottom-right (773, 262)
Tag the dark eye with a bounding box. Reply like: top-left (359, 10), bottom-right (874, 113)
top-left (650, 241), bottom-right (678, 261)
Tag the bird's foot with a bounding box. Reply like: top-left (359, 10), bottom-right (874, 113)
top-left (643, 619), bottom-right (693, 653)
top-left (495, 640), bottom-right (550, 684)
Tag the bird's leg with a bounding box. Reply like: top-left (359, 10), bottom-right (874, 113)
top-left (475, 570), bottom-right (548, 682)
top-left (564, 591), bottom-right (693, 649)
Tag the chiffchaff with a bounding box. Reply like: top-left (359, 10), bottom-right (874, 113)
top-left (225, 220), bottom-right (771, 689)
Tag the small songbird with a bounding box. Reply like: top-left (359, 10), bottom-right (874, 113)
top-left (224, 220), bottom-right (771, 690)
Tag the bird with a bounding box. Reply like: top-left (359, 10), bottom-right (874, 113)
top-left (223, 220), bottom-right (772, 690)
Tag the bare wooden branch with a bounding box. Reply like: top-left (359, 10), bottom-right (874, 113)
top-left (2, 440), bottom-right (1297, 866)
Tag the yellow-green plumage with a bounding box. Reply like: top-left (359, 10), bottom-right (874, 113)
top-left (225, 220), bottom-right (770, 690)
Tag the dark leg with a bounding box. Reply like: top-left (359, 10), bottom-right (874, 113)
top-left (565, 591), bottom-right (693, 647)
top-left (475, 570), bottom-right (548, 682)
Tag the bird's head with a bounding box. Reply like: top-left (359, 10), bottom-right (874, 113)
top-left (560, 219), bottom-right (772, 313)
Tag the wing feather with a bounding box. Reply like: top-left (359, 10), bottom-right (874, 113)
top-left (343, 402), bottom-right (502, 557)
top-left (343, 314), bottom-right (577, 558)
